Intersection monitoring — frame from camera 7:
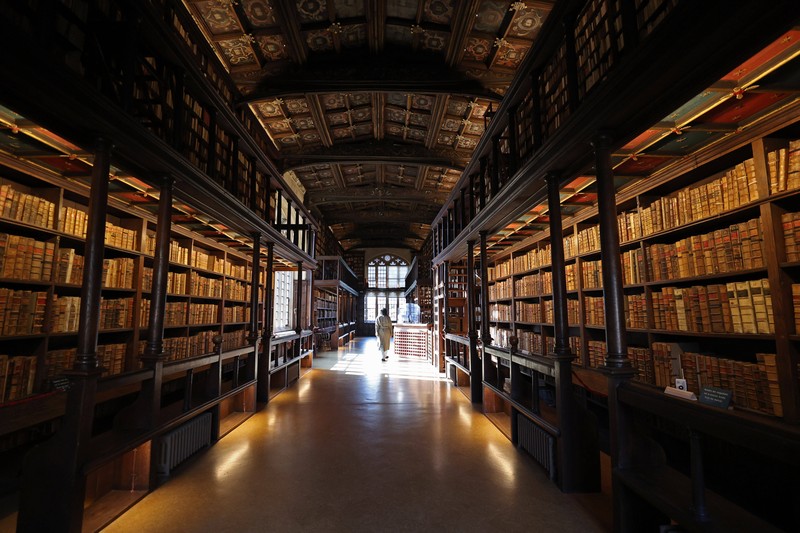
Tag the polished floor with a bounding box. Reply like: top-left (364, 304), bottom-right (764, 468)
top-left (4, 338), bottom-right (613, 532)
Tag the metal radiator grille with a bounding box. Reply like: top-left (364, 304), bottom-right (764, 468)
top-left (157, 412), bottom-right (213, 476)
top-left (517, 413), bottom-right (556, 482)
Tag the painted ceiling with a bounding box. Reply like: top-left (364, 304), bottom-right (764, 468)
top-left (181, 0), bottom-right (556, 250)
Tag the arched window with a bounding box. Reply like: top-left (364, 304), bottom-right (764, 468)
top-left (365, 254), bottom-right (408, 322)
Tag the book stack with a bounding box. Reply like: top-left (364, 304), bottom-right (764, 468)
top-left (576, 224), bottom-right (600, 254)
top-left (783, 211), bottom-right (800, 262)
top-left (625, 293), bottom-right (647, 328)
top-left (581, 259), bottom-right (603, 289)
top-left (618, 210), bottom-right (642, 243)
top-left (0, 234), bottom-right (56, 281)
top-left (101, 257), bottom-right (135, 289)
top-left (793, 284), bottom-right (800, 333)
top-left (516, 329), bottom-right (537, 353)
top-left (515, 301), bottom-right (541, 323)
top-left (189, 302), bottom-right (218, 325)
top-left (565, 263), bottom-right (577, 291)
top-left (646, 218), bottom-right (764, 281)
top-left (569, 336), bottom-right (582, 358)
top-left (103, 222), bottom-right (137, 249)
top-left (640, 159), bottom-right (758, 238)
top-left (767, 140), bottom-right (800, 194)
top-left (51, 295), bottom-right (81, 332)
top-left (45, 343), bottom-right (126, 380)
top-left (511, 244), bottom-right (551, 273)
top-left (567, 298), bottom-right (580, 325)
top-left (98, 297), bottom-right (134, 330)
top-left (584, 296), bottom-right (605, 326)
top-left (514, 273), bottom-right (545, 296)
top-left (0, 289), bottom-right (47, 335)
top-left (489, 326), bottom-right (512, 348)
top-left (650, 279), bottom-right (773, 334)
top-left (0, 354), bottom-right (37, 402)
top-left (489, 278), bottom-right (513, 301)
top-left (622, 248), bottom-right (644, 285)
top-left (54, 249), bottom-right (84, 284)
top-left (190, 272), bottom-right (222, 298)
top-left (588, 340), bottom-right (605, 368)
top-left (221, 329), bottom-right (247, 352)
top-left (543, 299), bottom-right (553, 323)
top-left (224, 279), bottom-right (247, 300)
top-left (0, 184), bottom-right (56, 229)
top-left (563, 233), bottom-right (578, 259)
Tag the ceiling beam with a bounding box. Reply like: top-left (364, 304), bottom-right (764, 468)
top-left (278, 139), bottom-right (466, 171)
top-left (307, 189), bottom-right (447, 206)
top-left (234, 54), bottom-right (502, 102)
top-left (323, 209), bottom-right (435, 225)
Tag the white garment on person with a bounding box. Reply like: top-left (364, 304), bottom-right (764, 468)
top-left (375, 314), bottom-right (393, 352)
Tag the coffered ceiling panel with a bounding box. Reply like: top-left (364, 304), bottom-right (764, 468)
top-left (182, 0), bottom-right (556, 250)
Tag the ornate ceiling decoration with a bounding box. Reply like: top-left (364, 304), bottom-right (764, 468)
top-left (182, 0), bottom-right (555, 250)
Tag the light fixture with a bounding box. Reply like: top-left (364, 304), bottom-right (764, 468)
top-left (329, 22), bottom-right (343, 34)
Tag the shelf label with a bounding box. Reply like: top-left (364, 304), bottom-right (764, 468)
top-left (698, 386), bottom-right (732, 409)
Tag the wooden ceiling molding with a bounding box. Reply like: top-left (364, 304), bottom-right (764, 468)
top-left (181, 0), bottom-right (557, 250)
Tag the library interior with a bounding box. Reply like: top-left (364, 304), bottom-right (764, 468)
top-left (1, 0), bottom-right (800, 531)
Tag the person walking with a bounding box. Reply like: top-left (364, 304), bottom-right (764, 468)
top-left (375, 307), bottom-right (393, 361)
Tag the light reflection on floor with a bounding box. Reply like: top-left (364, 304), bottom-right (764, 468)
top-left (317, 338), bottom-right (447, 383)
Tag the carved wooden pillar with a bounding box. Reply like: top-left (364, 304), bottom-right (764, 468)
top-left (466, 239), bottom-right (482, 403)
top-left (247, 233), bottom-right (262, 382)
top-left (547, 172), bottom-right (584, 492)
top-left (257, 242), bottom-right (275, 402)
top-left (18, 137), bottom-right (113, 532)
top-left (479, 231), bottom-right (491, 346)
top-left (593, 134), bottom-right (638, 530)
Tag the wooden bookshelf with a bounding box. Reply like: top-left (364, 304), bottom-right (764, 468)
top-left (312, 256), bottom-right (360, 348)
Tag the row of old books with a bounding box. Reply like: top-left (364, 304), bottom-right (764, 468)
top-left (489, 302), bottom-right (512, 322)
top-left (783, 211), bottom-right (800, 262)
top-left (191, 248), bottom-right (225, 273)
top-left (515, 301), bottom-right (541, 323)
top-left (565, 263), bottom-right (578, 291)
top-left (0, 233), bottom-right (55, 281)
top-left (489, 326), bottom-right (512, 349)
top-left (0, 184), bottom-right (56, 230)
top-left (651, 342), bottom-right (782, 416)
top-left (54, 249), bottom-right (84, 284)
top-left (625, 293), bottom-right (648, 329)
top-left (190, 272), bottom-right (223, 297)
top-left (0, 354), bottom-right (37, 403)
top-left (767, 141), bottom-right (800, 194)
top-left (651, 279), bottom-right (774, 334)
top-left (488, 278), bottom-right (513, 300)
top-left (222, 305), bottom-right (250, 324)
top-left (58, 205), bottom-right (138, 249)
top-left (510, 243), bottom-right (551, 276)
top-left (220, 329), bottom-right (247, 352)
top-left (513, 270), bottom-right (552, 297)
top-left (646, 218), bottom-right (764, 282)
top-left (224, 279), bottom-right (247, 301)
top-left (586, 341), bottom-right (653, 382)
top-left (640, 159), bottom-right (759, 237)
top-left (97, 297), bottom-right (135, 330)
top-left (137, 329), bottom-right (217, 361)
top-left (584, 295), bottom-right (605, 326)
top-left (0, 289), bottom-right (47, 336)
top-left (100, 257), bottom-right (135, 289)
top-left (793, 285), bottom-right (800, 334)
top-left (141, 267), bottom-right (188, 294)
top-left (45, 343), bottom-right (126, 381)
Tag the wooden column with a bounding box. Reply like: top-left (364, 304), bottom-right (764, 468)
top-left (247, 233), bottom-right (262, 382)
top-left (257, 242), bottom-right (275, 402)
top-left (594, 135), bottom-right (630, 369)
top-left (18, 137), bottom-right (113, 533)
top-left (466, 240), bottom-right (482, 403)
top-left (119, 174), bottom-right (174, 430)
top-left (547, 172), bottom-right (585, 492)
top-left (479, 158), bottom-right (488, 207)
top-left (479, 231), bottom-right (491, 346)
top-left (593, 134), bottom-right (638, 531)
